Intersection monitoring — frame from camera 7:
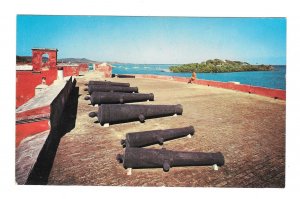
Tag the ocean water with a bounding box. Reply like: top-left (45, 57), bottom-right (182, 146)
top-left (112, 64), bottom-right (286, 90)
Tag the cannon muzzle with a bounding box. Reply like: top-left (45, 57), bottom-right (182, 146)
top-left (86, 92), bottom-right (154, 105)
top-left (86, 85), bottom-right (139, 94)
top-left (86, 80), bottom-right (130, 87)
top-left (90, 104), bottom-right (183, 126)
top-left (117, 148), bottom-right (225, 172)
top-left (116, 154), bottom-right (124, 163)
top-left (88, 112), bottom-right (97, 118)
top-left (122, 126), bottom-right (195, 147)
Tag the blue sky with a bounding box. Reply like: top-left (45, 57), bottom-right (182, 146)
top-left (17, 16), bottom-right (286, 64)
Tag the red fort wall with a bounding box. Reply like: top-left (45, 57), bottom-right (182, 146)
top-left (16, 48), bottom-right (58, 107)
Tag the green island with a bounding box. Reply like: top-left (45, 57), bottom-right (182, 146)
top-left (169, 59), bottom-right (273, 73)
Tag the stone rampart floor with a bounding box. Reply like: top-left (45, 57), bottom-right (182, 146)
top-left (48, 72), bottom-right (285, 187)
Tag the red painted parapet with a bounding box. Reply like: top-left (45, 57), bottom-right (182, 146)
top-left (131, 74), bottom-right (286, 100)
top-left (16, 69), bottom-right (58, 107)
top-left (32, 48), bottom-right (58, 71)
top-left (16, 120), bottom-right (50, 147)
top-left (63, 65), bottom-right (79, 77)
top-left (16, 105), bottom-right (51, 147)
top-left (16, 106), bottom-right (51, 120)
top-left (16, 48), bottom-right (59, 108)
top-left (16, 77), bottom-right (77, 184)
top-left (246, 85), bottom-right (286, 100)
top-left (78, 63), bottom-right (89, 72)
top-left (95, 63), bottom-right (112, 78)
top-left (194, 80), bottom-right (286, 100)
top-left (16, 77), bottom-right (76, 147)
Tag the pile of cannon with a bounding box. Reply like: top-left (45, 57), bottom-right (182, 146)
top-left (117, 126), bottom-right (224, 175)
top-left (84, 80), bottom-right (224, 175)
top-left (85, 80), bottom-right (182, 126)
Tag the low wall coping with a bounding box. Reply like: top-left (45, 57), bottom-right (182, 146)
top-left (16, 81), bottom-right (67, 114)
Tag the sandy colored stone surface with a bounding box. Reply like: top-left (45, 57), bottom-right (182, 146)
top-left (16, 131), bottom-right (50, 184)
top-left (48, 72), bottom-right (285, 187)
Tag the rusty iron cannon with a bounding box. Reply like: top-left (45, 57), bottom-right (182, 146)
top-left (84, 92), bottom-right (154, 105)
top-left (116, 147), bottom-right (225, 173)
top-left (121, 126), bottom-right (195, 147)
top-left (85, 80), bottom-right (130, 87)
top-left (89, 104), bottom-right (183, 126)
top-left (84, 85), bottom-right (139, 94)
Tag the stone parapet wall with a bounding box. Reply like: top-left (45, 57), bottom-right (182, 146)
top-left (78, 63), bottom-right (89, 73)
top-left (95, 63), bottom-right (112, 78)
top-left (134, 74), bottom-right (286, 100)
top-left (16, 77), bottom-right (77, 184)
top-left (16, 70), bottom-right (58, 107)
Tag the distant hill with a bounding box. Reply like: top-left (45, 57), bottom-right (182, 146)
top-left (169, 59), bottom-right (274, 73)
top-left (58, 58), bottom-right (101, 64)
top-left (16, 56), bottom-right (104, 64)
top-left (17, 55), bottom-right (53, 63)
top-left (58, 59), bottom-right (128, 65)
top-left (16, 56), bottom-right (32, 63)
top-left (58, 58), bottom-right (127, 65)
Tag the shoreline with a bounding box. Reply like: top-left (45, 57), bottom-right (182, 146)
top-left (116, 74), bottom-right (286, 100)
top-left (112, 65), bottom-right (286, 90)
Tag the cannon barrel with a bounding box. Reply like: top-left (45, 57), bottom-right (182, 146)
top-left (89, 104), bottom-right (183, 126)
top-left (121, 126), bottom-right (195, 147)
top-left (84, 85), bottom-right (139, 94)
top-left (116, 74), bottom-right (135, 78)
top-left (84, 92), bottom-right (154, 105)
top-left (117, 148), bottom-right (224, 172)
top-left (85, 80), bottom-right (130, 87)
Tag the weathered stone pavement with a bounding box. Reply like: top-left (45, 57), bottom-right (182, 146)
top-left (48, 72), bottom-right (285, 187)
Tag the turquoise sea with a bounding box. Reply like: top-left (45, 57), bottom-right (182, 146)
top-left (112, 64), bottom-right (286, 90)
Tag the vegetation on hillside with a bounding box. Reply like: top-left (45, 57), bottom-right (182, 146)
top-left (16, 56), bottom-right (32, 63)
top-left (169, 59), bottom-right (273, 73)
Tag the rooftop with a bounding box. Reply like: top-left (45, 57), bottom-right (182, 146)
top-left (32, 48), bottom-right (58, 51)
top-left (46, 73), bottom-right (285, 187)
top-left (16, 64), bottom-right (33, 71)
top-left (57, 63), bottom-right (80, 67)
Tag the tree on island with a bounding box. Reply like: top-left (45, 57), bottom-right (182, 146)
top-left (169, 59), bottom-right (273, 73)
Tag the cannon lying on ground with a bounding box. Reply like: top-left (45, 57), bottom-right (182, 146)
top-left (85, 80), bottom-right (130, 87)
top-left (116, 74), bottom-right (136, 78)
top-left (116, 147), bottom-right (224, 172)
top-left (84, 92), bottom-right (154, 105)
top-left (89, 104), bottom-right (183, 126)
top-left (121, 126), bottom-right (195, 147)
top-left (84, 85), bottom-right (139, 94)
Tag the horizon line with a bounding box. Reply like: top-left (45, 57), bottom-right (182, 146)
top-left (16, 55), bottom-right (286, 65)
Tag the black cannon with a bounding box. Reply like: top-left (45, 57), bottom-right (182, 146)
top-left (121, 126), bottom-right (195, 148)
top-left (89, 104), bottom-right (183, 126)
top-left (84, 85), bottom-right (139, 94)
top-left (84, 92), bottom-right (154, 105)
top-left (116, 74), bottom-right (136, 78)
top-left (85, 80), bottom-right (130, 87)
top-left (116, 147), bottom-right (224, 172)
